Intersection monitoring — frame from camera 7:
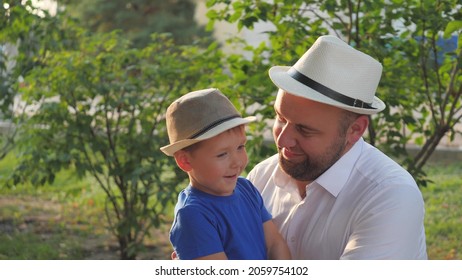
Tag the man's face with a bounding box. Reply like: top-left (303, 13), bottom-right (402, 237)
top-left (272, 91), bottom-right (351, 182)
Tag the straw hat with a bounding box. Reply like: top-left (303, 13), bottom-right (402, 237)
top-left (160, 88), bottom-right (256, 156)
top-left (269, 35), bottom-right (385, 114)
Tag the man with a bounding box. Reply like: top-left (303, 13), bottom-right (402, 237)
top-left (247, 35), bottom-right (427, 259)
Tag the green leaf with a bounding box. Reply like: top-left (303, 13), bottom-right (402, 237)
top-left (444, 20), bottom-right (462, 39)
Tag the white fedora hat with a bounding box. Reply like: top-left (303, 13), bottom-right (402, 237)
top-left (160, 88), bottom-right (256, 156)
top-left (269, 35), bottom-right (385, 114)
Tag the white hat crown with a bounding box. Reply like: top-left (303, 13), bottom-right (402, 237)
top-left (269, 35), bottom-right (385, 114)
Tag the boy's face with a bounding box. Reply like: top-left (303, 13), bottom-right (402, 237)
top-left (184, 127), bottom-right (248, 196)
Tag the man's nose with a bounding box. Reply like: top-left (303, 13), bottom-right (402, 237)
top-left (275, 124), bottom-right (297, 149)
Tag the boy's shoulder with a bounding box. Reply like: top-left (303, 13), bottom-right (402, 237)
top-left (236, 177), bottom-right (262, 197)
top-left (237, 176), bottom-right (255, 187)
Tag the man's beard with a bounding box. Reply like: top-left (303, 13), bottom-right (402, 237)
top-left (278, 136), bottom-right (347, 182)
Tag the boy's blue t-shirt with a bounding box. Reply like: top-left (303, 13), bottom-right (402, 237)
top-left (170, 177), bottom-right (272, 260)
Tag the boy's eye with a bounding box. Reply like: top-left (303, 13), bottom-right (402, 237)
top-left (217, 152), bottom-right (227, 158)
top-left (238, 144), bottom-right (246, 150)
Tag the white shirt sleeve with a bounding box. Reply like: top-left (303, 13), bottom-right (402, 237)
top-left (341, 183), bottom-right (427, 259)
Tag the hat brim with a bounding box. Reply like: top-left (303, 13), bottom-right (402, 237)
top-left (160, 116), bottom-right (256, 156)
top-left (269, 66), bottom-right (385, 115)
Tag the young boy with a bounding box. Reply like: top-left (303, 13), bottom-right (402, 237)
top-left (160, 88), bottom-right (291, 260)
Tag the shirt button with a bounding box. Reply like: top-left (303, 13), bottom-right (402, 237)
top-left (290, 237), bottom-right (295, 242)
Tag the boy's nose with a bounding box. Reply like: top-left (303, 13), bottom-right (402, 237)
top-left (231, 155), bottom-right (242, 168)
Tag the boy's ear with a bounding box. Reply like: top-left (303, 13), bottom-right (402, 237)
top-left (173, 150), bottom-right (193, 172)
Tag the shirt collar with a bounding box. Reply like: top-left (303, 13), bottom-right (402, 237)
top-left (273, 138), bottom-right (364, 196)
top-left (315, 138), bottom-right (364, 197)
top-left (274, 161), bottom-right (291, 188)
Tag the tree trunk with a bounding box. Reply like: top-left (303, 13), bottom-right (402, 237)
top-left (411, 125), bottom-right (450, 173)
top-left (118, 236), bottom-right (136, 260)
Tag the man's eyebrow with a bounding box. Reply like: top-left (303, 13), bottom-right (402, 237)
top-left (274, 108), bottom-right (321, 133)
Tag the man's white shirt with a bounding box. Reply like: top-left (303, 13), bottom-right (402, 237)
top-left (247, 138), bottom-right (427, 259)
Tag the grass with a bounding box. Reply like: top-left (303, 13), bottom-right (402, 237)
top-left (0, 192), bottom-right (106, 260)
top-left (0, 229), bottom-right (86, 260)
top-left (0, 152), bottom-right (461, 259)
top-left (0, 163), bottom-right (116, 260)
top-left (421, 161), bottom-right (462, 260)
top-left (0, 152), bottom-right (171, 260)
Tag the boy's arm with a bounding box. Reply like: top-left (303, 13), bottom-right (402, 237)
top-left (194, 252), bottom-right (228, 260)
top-left (171, 251), bottom-right (227, 260)
top-left (263, 220), bottom-right (291, 260)
top-left (171, 207), bottom-right (226, 260)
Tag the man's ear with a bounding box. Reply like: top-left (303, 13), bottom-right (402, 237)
top-left (173, 150), bottom-right (193, 172)
top-left (348, 115), bottom-right (369, 143)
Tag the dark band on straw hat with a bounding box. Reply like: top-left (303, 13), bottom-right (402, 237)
top-left (189, 114), bottom-right (241, 139)
top-left (288, 68), bottom-right (376, 109)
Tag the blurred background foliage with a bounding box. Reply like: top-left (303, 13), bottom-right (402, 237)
top-left (205, 0), bottom-right (462, 186)
top-left (60, 0), bottom-right (212, 48)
